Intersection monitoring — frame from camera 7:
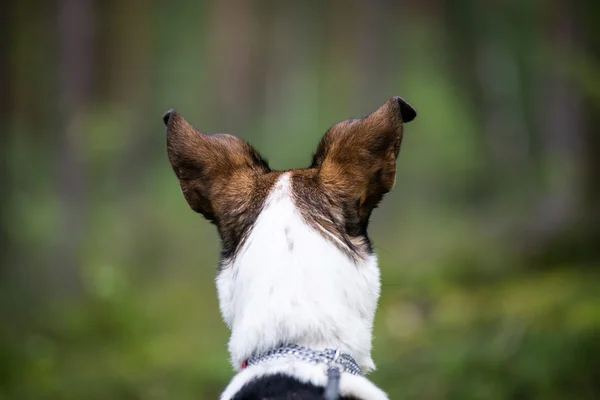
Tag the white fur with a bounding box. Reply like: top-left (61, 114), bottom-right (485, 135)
top-left (220, 359), bottom-right (389, 400)
top-left (216, 173), bottom-right (381, 376)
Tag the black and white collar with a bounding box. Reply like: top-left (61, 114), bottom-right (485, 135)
top-left (244, 344), bottom-right (362, 376)
top-left (221, 345), bottom-right (389, 400)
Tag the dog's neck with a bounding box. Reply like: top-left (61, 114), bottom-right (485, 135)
top-left (216, 173), bottom-right (381, 373)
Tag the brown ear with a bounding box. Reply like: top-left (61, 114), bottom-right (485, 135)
top-left (311, 96), bottom-right (417, 224)
top-left (164, 110), bottom-right (270, 221)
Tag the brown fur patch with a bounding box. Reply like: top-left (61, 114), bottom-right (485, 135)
top-left (165, 110), bottom-right (280, 260)
top-left (303, 97), bottom-right (416, 258)
top-left (164, 97), bottom-right (416, 264)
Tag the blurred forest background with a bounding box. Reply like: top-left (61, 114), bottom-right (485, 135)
top-left (1, 0), bottom-right (600, 399)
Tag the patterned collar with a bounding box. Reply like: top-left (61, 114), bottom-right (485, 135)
top-left (243, 344), bottom-right (362, 376)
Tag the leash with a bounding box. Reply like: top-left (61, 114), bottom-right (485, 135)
top-left (324, 366), bottom-right (341, 400)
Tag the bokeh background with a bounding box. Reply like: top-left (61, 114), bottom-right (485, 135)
top-left (1, 0), bottom-right (600, 399)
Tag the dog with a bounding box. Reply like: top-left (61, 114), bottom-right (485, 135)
top-left (164, 96), bottom-right (417, 399)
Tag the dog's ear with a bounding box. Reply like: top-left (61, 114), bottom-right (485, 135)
top-left (311, 96), bottom-right (417, 223)
top-left (164, 110), bottom-right (270, 221)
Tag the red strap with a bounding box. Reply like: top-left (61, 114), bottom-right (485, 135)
top-left (241, 360), bottom-right (248, 370)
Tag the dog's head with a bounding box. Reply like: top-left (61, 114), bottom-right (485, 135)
top-left (164, 97), bottom-right (416, 264)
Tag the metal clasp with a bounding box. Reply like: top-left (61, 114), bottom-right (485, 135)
top-left (331, 349), bottom-right (341, 364)
top-left (324, 349), bottom-right (342, 400)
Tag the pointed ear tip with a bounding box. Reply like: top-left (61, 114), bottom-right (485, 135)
top-left (163, 109), bottom-right (176, 126)
top-left (391, 96), bottom-right (417, 123)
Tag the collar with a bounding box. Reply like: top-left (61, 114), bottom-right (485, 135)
top-left (241, 344), bottom-right (362, 376)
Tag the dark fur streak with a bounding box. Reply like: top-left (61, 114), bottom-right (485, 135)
top-left (232, 374), bottom-right (360, 400)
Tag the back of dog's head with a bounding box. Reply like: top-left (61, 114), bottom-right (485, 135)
top-left (165, 97), bottom-right (416, 263)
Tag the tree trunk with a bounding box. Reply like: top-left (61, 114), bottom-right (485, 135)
top-left (579, 0), bottom-right (600, 261)
top-left (53, 0), bottom-right (95, 295)
top-left (520, 0), bottom-right (600, 266)
top-left (0, 0), bottom-right (12, 278)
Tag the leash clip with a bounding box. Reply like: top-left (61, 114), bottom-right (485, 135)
top-left (324, 349), bottom-right (342, 400)
top-left (330, 349), bottom-right (343, 369)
